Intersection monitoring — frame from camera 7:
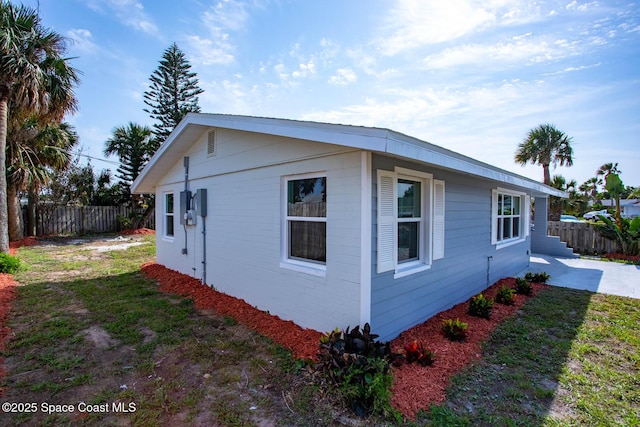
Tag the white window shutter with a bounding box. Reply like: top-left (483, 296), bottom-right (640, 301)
top-left (491, 189), bottom-right (498, 245)
top-left (377, 170), bottom-right (396, 273)
top-left (433, 180), bottom-right (445, 260)
top-left (524, 195), bottom-right (531, 237)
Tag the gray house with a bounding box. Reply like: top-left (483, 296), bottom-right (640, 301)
top-left (132, 113), bottom-right (570, 340)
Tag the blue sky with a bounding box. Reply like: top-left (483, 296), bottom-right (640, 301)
top-left (26, 0), bottom-right (640, 189)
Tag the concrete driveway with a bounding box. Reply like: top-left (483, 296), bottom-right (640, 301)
top-left (520, 254), bottom-right (640, 299)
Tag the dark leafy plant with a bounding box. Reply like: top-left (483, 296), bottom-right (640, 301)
top-left (0, 253), bottom-right (20, 274)
top-left (595, 216), bottom-right (640, 256)
top-left (468, 293), bottom-right (494, 319)
top-left (317, 323), bottom-right (396, 418)
top-left (524, 272), bottom-right (550, 284)
top-left (515, 277), bottom-right (533, 295)
top-left (495, 285), bottom-right (516, 305)
top-left (441, 318), bottom-right (468, 342)
top-left (404, 340), bottom-right (435, 366)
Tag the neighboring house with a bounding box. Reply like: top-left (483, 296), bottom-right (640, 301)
top-left (132, 114), bottom-right (570, 341)
top-left (600, 199), bottom-right (640, 219)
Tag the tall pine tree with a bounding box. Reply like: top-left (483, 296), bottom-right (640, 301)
top-left (143, 43), bottom-right (204, 146)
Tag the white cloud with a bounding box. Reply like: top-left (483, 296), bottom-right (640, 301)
top-left (328, 68), bottom-right (357, 86)
top-left (186, 34), bottom-right (234, 65)
top-left (424, 37), bottom-right (558, 69)
top-left (88, 0), bottom-right (159, 37)
top-left (291, 61), bottom-right (317, 79)
top-left (566, 1), bottom-right (598, 12)
top-left (187, 0), bottom-right (251, 66)
top-left (67, 29), bottom-right (98, 55)
top-left (378, 0), bottom-right (497, 54)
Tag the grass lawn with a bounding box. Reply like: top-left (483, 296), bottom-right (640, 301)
top-left (1, 235), bottom-right (638, 426)
top-left (416, 287), bottom-right (640, 426)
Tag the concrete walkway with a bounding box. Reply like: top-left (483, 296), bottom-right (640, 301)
top-left (519, 253), bottom-right (640, 299)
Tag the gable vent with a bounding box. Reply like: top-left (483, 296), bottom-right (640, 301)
top-left (207, 130), bottom-right (216, 157)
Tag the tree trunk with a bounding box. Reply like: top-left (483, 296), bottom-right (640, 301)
top-left (27, 188), bottom-right (38, 237)
top-left (0, 98), bottom-right (9, 253)
top-left (615, 195), bottom-right (622, 230)
top-left (542, 164), bottom-right (551, 186)
top-left (7, 185), bottom-right (24, 242)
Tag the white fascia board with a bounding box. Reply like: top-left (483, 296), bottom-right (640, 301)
top-left (187, 113), bottom-right (389, 152)
top-left (384, 137), bottom-right (568, 198)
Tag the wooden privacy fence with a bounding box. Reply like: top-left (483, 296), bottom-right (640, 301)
top-left (31, 205), bottom-right (155, 236)
top-left (547, 221), bottom-right (617, 255)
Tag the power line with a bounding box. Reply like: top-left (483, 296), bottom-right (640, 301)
top-left (73, 151), bottom-right (121, 166)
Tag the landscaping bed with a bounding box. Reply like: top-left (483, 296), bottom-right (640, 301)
top-left (140, 263), bottom-right (548, 419)
top-left (389, 278), bottom-right (548, 418)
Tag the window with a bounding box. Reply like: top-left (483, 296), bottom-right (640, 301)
top-left (164, 193), bottom-right (175, 238)
top-left (397, 179), bottom-right (421, 263)
top-left (491, 189), bottom-right (530, 247)
top-left (377, 168), bottom-right (445, 276)
top-left (284, 175), bottom-right (327, 266)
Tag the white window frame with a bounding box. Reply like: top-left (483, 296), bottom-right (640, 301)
top-left (163, 192), bottom-right (175, 241)
top-left (280, 172), bottom-right (327, 277)
top-left (491, 188), bottom-right (530, 249)
top-left (377, 167), bottom-right (445, 278)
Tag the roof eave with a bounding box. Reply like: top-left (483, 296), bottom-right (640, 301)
top-left (132, 113), bottom-right (568, 199)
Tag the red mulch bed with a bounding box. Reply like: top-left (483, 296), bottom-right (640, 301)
top-left (9, 236), bottom-right (39, 256)
top-left (121, 228), bottom-right (155, 235)
top-left (603, 253), bottom-right (640, 263)
top-left (0, 274), bottom-right (18, 397)
top-left (139, 263), bottom-right (322, 360)
top-left (389, 278), bottom-right (549, 418)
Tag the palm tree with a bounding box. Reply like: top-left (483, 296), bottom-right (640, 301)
top-left (596, 162), bottom-right (620, 178)
top-left (549, 175), bottom-right (580, 219)
top-left (104, 122), bottom-right (155, 228)
top-left (104, 122), bottom-right (153, 186)
top-left (515, 124), bottom-right (574, 185)
top-left (0, 2), bottom-right (79, 252)
top-left (6, 120), bottom-right (78, 239)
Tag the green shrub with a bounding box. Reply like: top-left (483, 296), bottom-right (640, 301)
top-left (317, 323), bottom-right (397, 418)
top-left (524, 272), bottom-right (550, 283)
top-left (515, 277), bottom-right (533, 295)
top-left (468, 293), bottom-right (494, 319)
top-left (339, 356), bottom-right (394, 418)
top-left (0, 253), bottom-right (20, 274)
top-left (441, 318), bottom-right (468, 341)
top-left (117, 214), bottom-right (133, 230)
top-left (495, 285), bottom-right (516, 305)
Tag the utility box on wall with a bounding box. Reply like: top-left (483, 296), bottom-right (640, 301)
top-left (196, 189), bottom-right (207, 217)
top-left (179, 190), bottom-right (192, 225)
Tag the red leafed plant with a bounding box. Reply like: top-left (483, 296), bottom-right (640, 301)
top-left (404, 340), bottom-right (435, 366)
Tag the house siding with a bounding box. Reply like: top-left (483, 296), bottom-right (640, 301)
top-left (370, 154), bottom-right (531, 341)
top-left (155, 128), bottom-right (364, 333)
